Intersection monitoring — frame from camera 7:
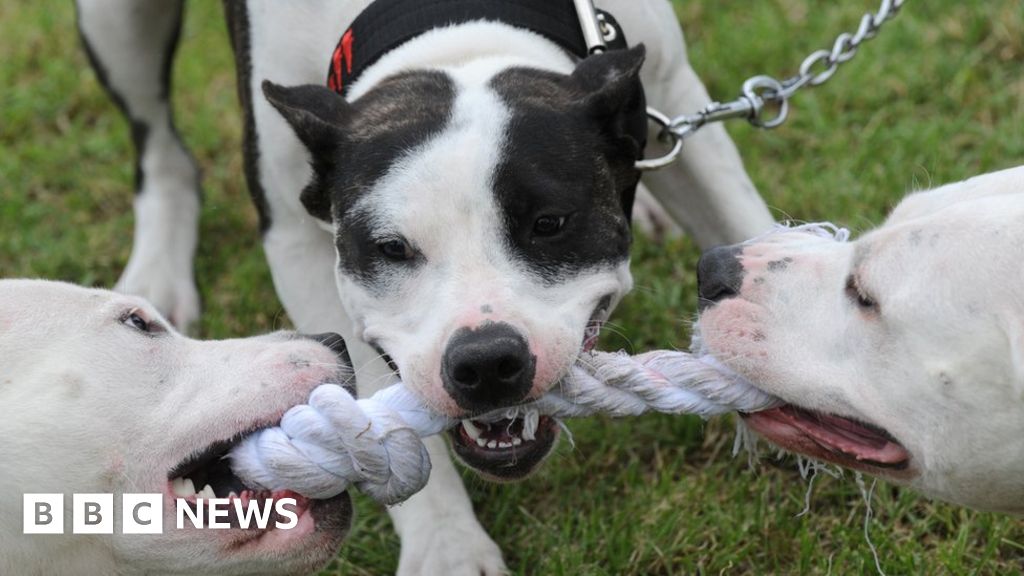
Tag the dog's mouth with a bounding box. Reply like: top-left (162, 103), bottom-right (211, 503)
top-left (166, 430), bottom-right (350, 537)
top-left (692, 322), bottom-right (914, 478)
top-left (168, 432), bottom-right (257, 505)
top-left (448, 414), bottom-right (560, 480)
top-left (741, 405), bottom-right (912, 474)
top-left (583, 296), bottom-right (612, 353)
top-left (447, 300), bottom-right (607, 479)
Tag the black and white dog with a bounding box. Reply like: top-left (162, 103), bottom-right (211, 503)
top-left (76, 1), bottom-right (773, 572)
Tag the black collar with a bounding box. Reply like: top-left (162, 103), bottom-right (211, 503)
top-left (326, 0), bottom-right (630, 95)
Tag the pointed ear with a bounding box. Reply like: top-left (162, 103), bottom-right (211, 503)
top-left (262, 80), bottom-right (350, 154)
top-left (571, 44), bottom-right (646, 119)
top-left (263, 81), bottom-right (350, 223)
top-left (571, 45), bottom-right (647, 218)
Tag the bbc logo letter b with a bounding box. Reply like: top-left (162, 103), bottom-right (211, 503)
top-left (24, 494), bottom-right (64, 534)
top-left (73, 494), bottom-right (114, 534)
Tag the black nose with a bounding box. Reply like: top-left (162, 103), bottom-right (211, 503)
top-left (697, 245), bottom-right (744, 310)
top-left (304, 332), bottom-right (351, 364)
top-left (441, 323), bottom-right (535, 412)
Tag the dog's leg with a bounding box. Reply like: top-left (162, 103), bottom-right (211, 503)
top-left (604, 0), bottom-right (776, 247)
top-left (390, 437), bottom-right (507, 576)
top-left (349, 345), bottom-right (508, 576)
top-left (76, 0), bottom-right (201, 331)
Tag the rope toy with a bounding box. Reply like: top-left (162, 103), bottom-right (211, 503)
top-left (229, 222), bottom-right (848, 506)
top-left (228, 350), bottom-right (776, 505)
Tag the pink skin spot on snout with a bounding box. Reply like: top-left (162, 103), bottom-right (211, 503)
top-left (699, 299), bottom-right (769, 374)
top-left (453, 303), bottom-right (505, 330)
top-left (261, 345), bottom-right (348, 402)
top-left (399, 353), bottom-right (463, 417)
top-left (414, 382), bottom-right (462, 417)
top-left (528, 337), bottom-right (577, 398)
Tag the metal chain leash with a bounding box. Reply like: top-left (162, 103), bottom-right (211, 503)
top-left (634, 0), bottom-right (907, 171)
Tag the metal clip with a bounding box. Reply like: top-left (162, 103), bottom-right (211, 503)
top-left (573, 0), bottom-right (608, 54)
top-left (635, 108), bottom-right (684, 171)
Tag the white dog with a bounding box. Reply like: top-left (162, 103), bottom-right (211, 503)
top-left (74, 1), bottom-right (774, 571)
top-left (695, 165), bottom-right (1024, 515)
top-left (0, 280), bottom-right (358, 575)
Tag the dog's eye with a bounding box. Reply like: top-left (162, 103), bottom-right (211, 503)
top-left (845, 275), bottom-right (878, 312)
top-left (122, 309), bottom-right (151, 332)
top-left (533, 215), bottom-right (567, 237)
top-left (121, 308), bottom-right (167, 334)
top-left (378, 238), bottom-right (415, 261)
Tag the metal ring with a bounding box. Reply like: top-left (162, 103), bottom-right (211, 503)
top-left (742, 75), bottom-right (789, 129)
top-left (596, 13), bottom-right (618, 43)
top-left (635, 107), bottom-right (683, 171)
top-left (798, 49), bottom-right (839, 87)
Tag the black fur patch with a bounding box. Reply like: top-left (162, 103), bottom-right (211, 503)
top-left (264, 72), bottom-right (456, 289)
top-left (268, 47), bottom-right (643, 290)
top-left (224, 0), bottom-right (273, 232)
top-left (489, 54), bottom-right (643, 281)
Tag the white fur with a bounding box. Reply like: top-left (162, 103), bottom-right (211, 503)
top-left (80, 1), bottom-right (777, 572)
top-left (0, 280), bottom-right (351, 575)
top-left (698, 165), bottom-right (1024, 514)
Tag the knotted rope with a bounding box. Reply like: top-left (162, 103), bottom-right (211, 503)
top-left (228, 223), bottom-right (847, 506)
top-left (228, 350), bottom-right (777, 505)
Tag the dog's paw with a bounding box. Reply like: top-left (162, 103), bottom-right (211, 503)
top-left (115, 263), bottom-right (200, 333)
top-left (396, 520), bottom-right (508, 576)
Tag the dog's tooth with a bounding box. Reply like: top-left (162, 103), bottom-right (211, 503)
top-left (171, 477), bottom-right (186, 497)
top-left (461, 419), bottom-right (483, 440)
top-left (498, 441), bottom-right (512, 448)
top-left (486, 440), bottom-right (498, 449)
top-left (199, 484), bottom-right (216, 499)
top-left (228, 491), bottom-right (238, 500)
top-left (522, 411), bottom-right (539, 441)
top-left (475, 437), bottom-right (487, 448)
top-left (512, 437), bottom-right (523, 446)
top-left (179, 478), bottom-right (196, 497)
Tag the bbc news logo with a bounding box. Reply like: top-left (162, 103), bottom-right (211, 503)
top-left (23, 494), bottom-right (299, 534)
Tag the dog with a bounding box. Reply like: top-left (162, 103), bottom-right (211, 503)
top-left (0, 280), bottom-right (357, 575)
top-left (695, 165), bottom-right (1024, 515)
top-left (75, 1), bottom-right (776, 571)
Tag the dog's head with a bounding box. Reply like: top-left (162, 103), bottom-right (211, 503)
top-left (0, 280), bottom-right (354, 575)
top-left (264, 46), bottom-right (645, 479)
top-left (695, 167), bottom-right (1024, 514)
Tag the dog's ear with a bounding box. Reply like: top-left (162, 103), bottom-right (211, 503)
top-left (263, 81), bottom-right (351, 223)
top-left (571, 44), bottom-right (646, 123)
top-left (571, 45), bottom-right (646, 218)
top-left (262, 80), bottom-right (349, 155)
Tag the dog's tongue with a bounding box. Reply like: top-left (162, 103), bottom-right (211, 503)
top-left (771, 405), bottom-right (909, 464)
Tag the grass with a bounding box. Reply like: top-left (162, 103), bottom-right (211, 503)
top-left (2, 0), bottom-right (1023, 574)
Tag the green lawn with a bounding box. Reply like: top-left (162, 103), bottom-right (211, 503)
top-left (2, 1), bottom-right (1023, 574)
